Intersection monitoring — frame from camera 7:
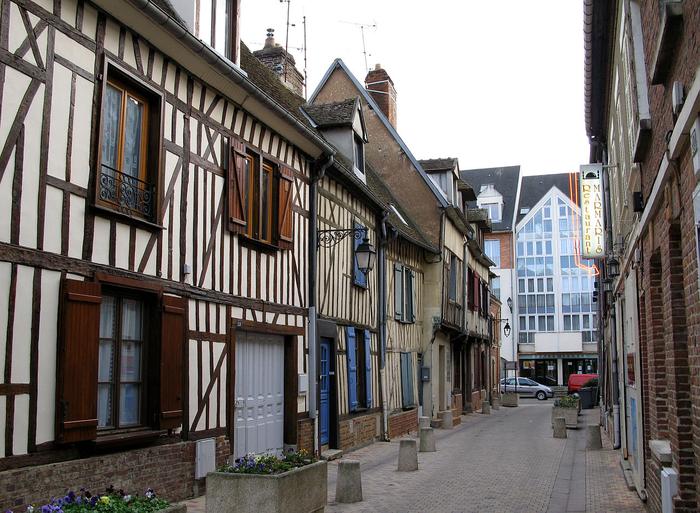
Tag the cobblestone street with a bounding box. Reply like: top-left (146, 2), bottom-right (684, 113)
top-left (183, 400), bottom-right (647, 513)
top-left (322, 401), bottom-right (646, 513)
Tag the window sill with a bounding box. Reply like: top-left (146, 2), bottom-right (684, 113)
top-left (650, 2), bottom-right (684, 85)
top-left (94, 428), bottom-right (167, 449)
top-left (92, 204), bottom-right (165, 232)
top-left (238, 234), bottom-right (281, 254)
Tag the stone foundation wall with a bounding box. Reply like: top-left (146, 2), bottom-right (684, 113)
top-left (339, 412), bottom-right (380, 451)
top-left (388, 409), bottom-right (418, 439)
top-left (0, 437), bottom-right (231, 512)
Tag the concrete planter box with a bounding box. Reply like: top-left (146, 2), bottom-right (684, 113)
top-left (551, 406), bottom-right (578, 428)
top-left (502, 392), bottom-right (519, 407)
top-left (206, 460), bottom-right (327, 513)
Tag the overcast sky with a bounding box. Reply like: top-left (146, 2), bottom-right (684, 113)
top-left (240, 0), bottom-right (589, 176)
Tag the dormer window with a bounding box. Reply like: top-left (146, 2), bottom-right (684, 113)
top-left (353, 133), bottom-right (365, 174)
top-left (482, 203), bottom-right (501, 223)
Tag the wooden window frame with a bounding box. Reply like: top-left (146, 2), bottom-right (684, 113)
top-left (394, 264), bottom-right (415, 324)
top-left (230, 141), bottom-right (293, 250)
top-left (95, 58), bottom-right (164, 226)
top-left (98, 289), bottom-right (152, 432)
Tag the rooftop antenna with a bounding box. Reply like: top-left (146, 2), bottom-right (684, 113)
top-left (303, 15), bottom-right (308, 98)
top-left (280, 0), bottom-right (292, 81)
top-left (340, 21), bottom-right (377, 72)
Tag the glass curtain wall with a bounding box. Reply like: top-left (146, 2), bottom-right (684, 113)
top-left (516, 195), bottom-right (596, 344)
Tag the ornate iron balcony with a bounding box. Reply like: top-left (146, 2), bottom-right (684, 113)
top-left (99, 164), bottom-right (155, 219)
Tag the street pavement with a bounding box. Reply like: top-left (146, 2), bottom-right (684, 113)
top-left (183, 399), bottom-right (647, 513)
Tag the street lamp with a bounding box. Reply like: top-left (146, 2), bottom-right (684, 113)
top-left (354, 236), bottom-right (376, 274)
top-left (503, 320), bottom-right (511, 337)
top-left (317, 228), bottom-right (376, 275)
top-left (606, 256), bottom-right (620, 278)
top-left (506, 296), bottom-right (513, 312)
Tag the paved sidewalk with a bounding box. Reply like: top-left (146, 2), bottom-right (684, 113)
top-left (181, 401), bottom-right (647, 513)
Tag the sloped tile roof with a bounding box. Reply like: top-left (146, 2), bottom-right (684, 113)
top-left (419, 158), bottom-right (458, 172)
top-left (302, 98), bottom-right (358, 128)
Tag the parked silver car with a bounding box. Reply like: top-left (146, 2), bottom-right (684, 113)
top-left (500, 377), bottom-right (553, 400)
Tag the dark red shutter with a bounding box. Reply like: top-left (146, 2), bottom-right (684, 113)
top-left (229, 138), bottom-right (247, 232)
top-left (57, 279), bottom-right (101, 443)
top-left (160, 295), bottom-right (186, 430)
top-left (277, 165), bottom-right (294, 249)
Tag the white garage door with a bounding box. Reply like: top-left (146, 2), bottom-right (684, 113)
top-left (234, 332), bottom-right (285, 458)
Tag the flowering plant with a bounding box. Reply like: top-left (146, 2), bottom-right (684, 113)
top-left (219, 449), bottom-right (316, 475)
top-left (6, 487), bottom-right (168, 513)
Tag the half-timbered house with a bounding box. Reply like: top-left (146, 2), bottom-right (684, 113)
top-left (464, 208), bottom-right (497, 412)
top-left (0, 0), bottom-right (336, 506)
top-left (309, 61), bottom-right (487, 426)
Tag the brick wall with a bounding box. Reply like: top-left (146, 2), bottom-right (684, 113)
top-left (339, 412), bottom-right (380, 451)
top-left (635, 2), bottom-right (700, 511)
top-left (0, 437), bottom-right (230, 512)
top-left (388, 409), bottom-right (418, 439)
top-left (296, 418), bottom-right (314, 454)
top-left (485, 232), bottom-right (514, 269)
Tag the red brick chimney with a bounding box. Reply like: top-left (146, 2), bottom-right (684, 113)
top-left (365, 63), bottom-right (397, 127)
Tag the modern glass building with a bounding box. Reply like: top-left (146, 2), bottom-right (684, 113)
top-left (514, 175), bottom-right (598, 386)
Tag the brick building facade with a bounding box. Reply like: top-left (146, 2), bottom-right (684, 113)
top-left (586, 1), bottom-right (700, 511)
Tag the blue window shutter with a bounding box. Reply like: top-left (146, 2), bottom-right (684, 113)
top-left (394, 264), bottom-right (403, 319)
top-left (353, 222), bottom-right (367, 287)
top-left (346, 327), bottom-right (358, 411)
top-left (400, 353), bottom-right (409, 408)
top-left (364, 330), bottom-right (372, 408)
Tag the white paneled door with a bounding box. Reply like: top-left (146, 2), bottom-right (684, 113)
top-left (234, 332), bottom-right (285, 458)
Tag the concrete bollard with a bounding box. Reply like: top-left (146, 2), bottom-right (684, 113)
top-left (419, 427), bottom-right (436, 452)
top-left (397, 439), bottom-right (418, 471)
top-left (335, 459), bottom-right (363, 503)
top-left (586, 424), bottom-right (603, 450)
top-left (491, 396), bottom-right (500, 410)
top-left (439, 410), bottom-right (453, 429)
top-left (553, 417), bottom-right (567, 439)
top-left (418, 416), bottom-right (431, 430)
top-left (481, 401), bottom-right (491, 414)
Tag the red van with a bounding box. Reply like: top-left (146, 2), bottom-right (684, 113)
top-left (567, 373), bottom-right (598, 394)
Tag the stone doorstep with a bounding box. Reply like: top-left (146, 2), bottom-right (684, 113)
top-left (321, 449), bottom-right (343, 461)
top-left (619, 458), bottom-right (637, 491)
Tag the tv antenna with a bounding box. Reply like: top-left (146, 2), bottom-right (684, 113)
top-left (340, 21), bottom-right (377, 72)
top-left (279, 0), bottom-right (293, 81)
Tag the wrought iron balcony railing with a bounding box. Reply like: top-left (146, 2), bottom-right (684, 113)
top-left (99, 164), bottom-right (155, 219)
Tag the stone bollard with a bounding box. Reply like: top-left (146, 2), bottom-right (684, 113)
top-left (418, 416), bottom-right (431, 430)
top-left (335, 460), bottom-right (363, 503)
top-left (397, 439), bottom-right (418, 471)
top-left (491, 396), bottom-right (500, 410)
top-left (553, 417), bottom-right (567, 439)
top-left (439, 410), bottom-right (453, 429)
top-left (419, 427), bottom-right (436, 452)
top-left (481, 401), bottom-right (491, 414)
top-left (586, 424), bottom-right (603, 450)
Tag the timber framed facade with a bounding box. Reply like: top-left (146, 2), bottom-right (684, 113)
top-left (0, 0), bottom-right (329, 506)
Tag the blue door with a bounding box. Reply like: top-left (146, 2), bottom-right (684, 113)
top-left (320, 339), bottom-right (331, 445)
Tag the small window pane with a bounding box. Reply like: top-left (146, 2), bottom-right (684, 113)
top-left (98, 384), bottom-right (113, 428)
top-left (564, 315), bottom-right (572, 331)
top-left (529, 317), bottom-right (536, 330)
top-left (123, 95), bottom-right (145, 179)
top-left (547, 278), bottom-right (553, 292)
top-left (119, 384), bottom-right (141, 426)
top-left (120, 341), bottom-right (141, 381)
top-left (101, 85), bottom-right (123, 170)
top-left (572, 316), bottom-right (581, 330)
top-left (547, 316), bottom-right (554, 331)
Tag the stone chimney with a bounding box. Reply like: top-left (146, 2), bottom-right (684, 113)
top-left (365, 64), bottom-right (397, 127)
top-left (253, 29), bottom-right (305, 97)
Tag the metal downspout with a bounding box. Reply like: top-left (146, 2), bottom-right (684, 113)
top-left (378, 212), bottom-right (390, 441)
top-left (308, 155), bottom-right (333, 455)
top-left (601, 146), bottom-right (621, 449)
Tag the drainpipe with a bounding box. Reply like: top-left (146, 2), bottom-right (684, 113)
top-left (308, 154), bottom-right (333, 455)
top-left (601, 144), bottom-right (621, 449)
top-left (378, 211), bottom-right (390, 441)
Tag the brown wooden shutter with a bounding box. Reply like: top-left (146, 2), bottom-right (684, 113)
top-left (57, 279), bottom-right (101, 443)
top-left (277, 165), bottom-right (294, 250)
top-left (159, 294), bottom-right (186, 430)
top-left (229, 138), bottom-right (247, 232)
